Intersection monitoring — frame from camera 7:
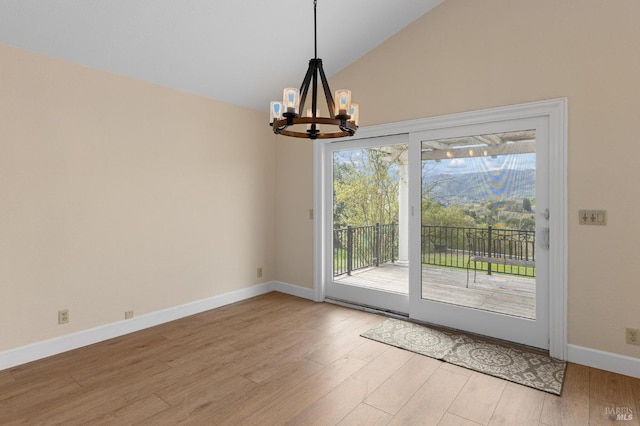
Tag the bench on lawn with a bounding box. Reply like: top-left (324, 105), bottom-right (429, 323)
top-left (465, 231), bottom-right (536, 287)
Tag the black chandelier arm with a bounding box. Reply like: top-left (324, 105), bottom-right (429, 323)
top-left (272, 120), bottom-right (289, 134)
top-left (317, 60), bottom-right (336, 119)
top-left (339, 121), bottom-right (355, 134)
top-left (298, 60), bottom-right (317, 116)
top-left (311, 60), bottom-right (319, 118)
top-left (298, 58), bottom-right (342, 121)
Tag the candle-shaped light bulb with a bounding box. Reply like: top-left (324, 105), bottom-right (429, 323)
top-left (270, 101), bottom-right (283, 123)
top-left (283, 88), bottom-right (300, 115)
top-left (334, 89), bottom-right (351, 117)
top-left (348, 103), bottom-right (359, 126)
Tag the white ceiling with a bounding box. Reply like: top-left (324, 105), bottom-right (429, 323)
top-left (0, 0), bottom-right (442, 112)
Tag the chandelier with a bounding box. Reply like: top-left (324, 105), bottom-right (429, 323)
top-left (269, 0), bottom-right (359, 140)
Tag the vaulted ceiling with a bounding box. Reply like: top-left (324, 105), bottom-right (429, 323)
top-left (0, 0), bottom-right (443, 111)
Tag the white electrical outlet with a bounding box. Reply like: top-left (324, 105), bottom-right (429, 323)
top-left (125, 310), bottom-right (134, 320)
top-left (58, 309), bottom-right (69, 325)
top-left (257, 267), bottom-right (263, 278)
top-left (627, 328), bottom-right (640, 345)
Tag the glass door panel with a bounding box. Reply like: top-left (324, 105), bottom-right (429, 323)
top-left (325, 135), bottom-right (409, 313)
top-left (409, 117), bottom-right (549, 350)
top-left (421, 130), bottom-right (537, 319)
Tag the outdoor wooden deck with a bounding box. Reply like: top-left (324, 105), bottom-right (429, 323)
top-left (334, 263), bottom-right (536, 319)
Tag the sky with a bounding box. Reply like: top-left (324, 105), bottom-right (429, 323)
top-left (423, 153), bottom-right (536, 177)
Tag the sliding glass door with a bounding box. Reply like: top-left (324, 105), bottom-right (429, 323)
top-left (319, 101), bottom-right (565, 353)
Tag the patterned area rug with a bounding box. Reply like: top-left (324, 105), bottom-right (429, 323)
top-left (361, 318), bottom-right (566, 395)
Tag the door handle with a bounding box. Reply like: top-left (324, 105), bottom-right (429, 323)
top-left (541, 227), bottom-right (550, 249)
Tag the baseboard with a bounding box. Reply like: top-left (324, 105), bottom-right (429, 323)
top-left (568, 344), bottom-right (640, 379)
top-left (0, 282), bottom-right (276, 371)
top-left (271, 281), bottom-right (316, 300)
top-left (11, 284), bottom-right (636, 379)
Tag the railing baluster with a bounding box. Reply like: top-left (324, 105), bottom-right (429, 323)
top-left (346, 226), bottom-right (353, 276)
top-left (487, 225), bottom-right (493, 276)
top-left (333, 223), bottom-right (535, 278)
top-left (374, 223), bottom-right (380, 267)
top-left (391, 223), bottom-right (396, 263)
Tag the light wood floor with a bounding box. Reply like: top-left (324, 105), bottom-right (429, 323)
top-left (1, 292), bottom-right (639, 425)
top-left (336, 263), bottom-right (536, 319)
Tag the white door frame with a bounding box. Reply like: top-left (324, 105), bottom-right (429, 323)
top-left (313, 98), bottom-right (568, 359)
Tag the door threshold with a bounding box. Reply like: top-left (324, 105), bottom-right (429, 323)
top-left (324, 297), bottom-right (549, 356)
top-left (324, 297), bottom-right (409, 319)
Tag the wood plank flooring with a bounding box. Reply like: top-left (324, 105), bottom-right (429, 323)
top-left (1, 292), bottom-right (639, 425)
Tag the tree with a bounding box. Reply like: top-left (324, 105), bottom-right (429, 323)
top-left (523, 197), bottom-right (532, 213)
top-left (333, 146), bottom-right (405, 228)
top-left (421, 198), bottom-right (475, 251)
top-left (421, 198), bottom-right (474, 228)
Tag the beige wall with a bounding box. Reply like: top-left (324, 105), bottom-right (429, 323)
top-left (277, 0), bottom-right (640, 359)
top-left (0, 44), bottom-right (275, 351)
top-left (3, 0), bottom-right (639, 362)
top-left (274, 137), bottom-right (314, 288)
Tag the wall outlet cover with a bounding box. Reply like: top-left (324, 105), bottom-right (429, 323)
top-left (58, 309), bottom-right (69, 325)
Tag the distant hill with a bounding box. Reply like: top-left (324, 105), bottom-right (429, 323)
top-left (424, 169), bottom-right (536, 205)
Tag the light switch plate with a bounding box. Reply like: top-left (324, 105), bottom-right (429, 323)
top-left (579, 210), bottom-right (606, 225)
